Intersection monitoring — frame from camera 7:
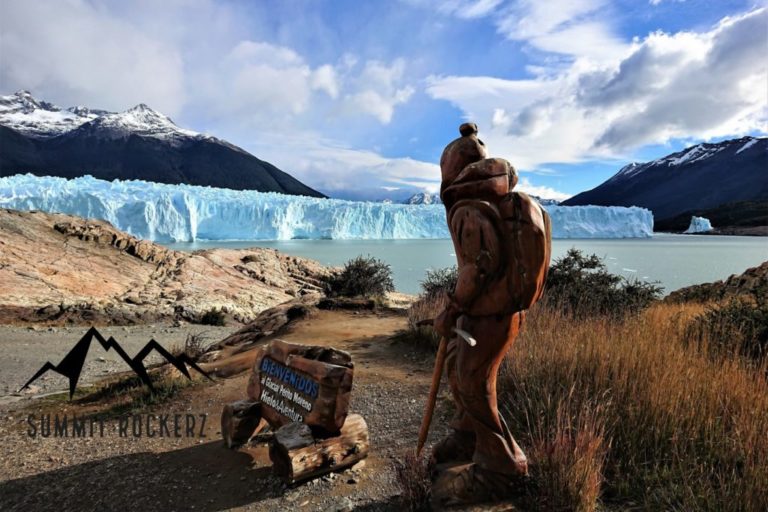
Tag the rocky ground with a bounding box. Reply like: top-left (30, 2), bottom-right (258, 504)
top-left (0, 308), bottom-right (473, 512)
top-left (0, 208), bottom-right (332, 325)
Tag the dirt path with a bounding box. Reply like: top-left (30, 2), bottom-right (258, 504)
top-left (0, 310), bottom-right (452, 512)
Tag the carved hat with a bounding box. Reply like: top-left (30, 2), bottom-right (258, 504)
top-left (439, 123), bottom-right (487, 191)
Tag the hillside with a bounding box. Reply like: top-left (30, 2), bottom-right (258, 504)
top-left (0, 91), bottom-right (324, 197)
top-left (564, 137), bottom-right (768, 224)
top-left (653, 199), bottom-right (768, 235)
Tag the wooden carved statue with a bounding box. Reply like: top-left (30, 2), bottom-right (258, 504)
top-left (420, 122), bottom-right (552, 505)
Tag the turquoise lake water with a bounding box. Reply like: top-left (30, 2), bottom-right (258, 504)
top-left (166, 234), bottom-right (767, 295)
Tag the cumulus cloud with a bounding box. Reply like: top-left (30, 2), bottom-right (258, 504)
top-left (427, 8), bottom-right (768, 169)
top-left (245, 131), bottom-right (441, 200)
top-left (344, 59), bottom-right (415, 124)
top-left (593, 9), bottom-right (768, 149)
top-left (516, 177), bottom-right (572, 201)
top-left (0, 0), bottom-right (186, 115)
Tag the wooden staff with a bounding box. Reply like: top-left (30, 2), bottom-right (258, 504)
top-left (416, 335), bottom-right (448, 456)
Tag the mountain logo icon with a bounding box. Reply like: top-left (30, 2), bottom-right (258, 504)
top-left (19, 327), bottom-right (213, 398)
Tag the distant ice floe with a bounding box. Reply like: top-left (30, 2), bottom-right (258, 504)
top-left (684, 216), bottom-right (714, 234)
top-left (0, 174), bottom-right (654, 242)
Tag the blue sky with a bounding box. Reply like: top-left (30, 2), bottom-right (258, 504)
top-left (1, 0), bottom-right (766, 200)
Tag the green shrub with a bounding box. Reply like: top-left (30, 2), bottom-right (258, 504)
top-left (200, 308), bottom-right (226, 326)
top-left (420, 266), bottom-right (458, 298)
top-left (325, 255), bottom-right (395, 298)
top-left (544, 248), bottom-right (662, 318)
top-left (687, 299), bottom-right (768, 361)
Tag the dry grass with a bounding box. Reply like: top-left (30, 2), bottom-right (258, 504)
top-left (402, 277), bottom-right (767, 510)
top-left (401, 295), bottom-right (767, 510)
top-left (499, 302), bottom-right (768, 511)
top-left (170, 331), bottom-right (212, 361)
top-left (392, 450), bottom-right (433, 511)
top-left (406, 292), bottom-right (448, 350)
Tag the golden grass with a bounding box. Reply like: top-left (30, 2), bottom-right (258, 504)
top-left (404, 294), bottom-right (767, 510)
top-left (499, 302), bottom-right (768, 511)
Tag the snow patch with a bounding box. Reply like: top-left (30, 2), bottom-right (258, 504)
top-left (666, 144), bottom-right (725, 166)
top-left (735, 138), bottom-right (759, 154)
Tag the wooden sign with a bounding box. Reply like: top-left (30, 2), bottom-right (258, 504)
top-left (247, 339), bottom-right (354, 435)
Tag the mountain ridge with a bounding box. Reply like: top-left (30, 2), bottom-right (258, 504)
top-left (0, 90), bottom-right (324, 197)
top-left (564, 136), bottom-right (768, 222)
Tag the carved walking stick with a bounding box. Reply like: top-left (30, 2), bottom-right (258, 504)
top-left (416, 326), bottom-right (476, 455)
top-left (417, 335), bottom-right (448, 456)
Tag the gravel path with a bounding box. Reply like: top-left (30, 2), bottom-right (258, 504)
top-left (0, 311), bottom-right (460, 512)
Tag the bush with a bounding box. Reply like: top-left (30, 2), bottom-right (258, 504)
top-left (200, 308), bottom-right (226, 326)
top-left (171, 332), bottom-right (211, 362)
top-left (420, 266), bottom-right (458, 298)
top-left (686, 299), bottom-right (768, 361)
top-left (544, 248), bottom-right (662, 318)
top-left (325, 255), bottom-right (395, 298)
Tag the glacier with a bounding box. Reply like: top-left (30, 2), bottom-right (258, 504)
top-left (684, 216), bottom-right (713, 234)
top-left (0, 175), bottom-right (654, 242)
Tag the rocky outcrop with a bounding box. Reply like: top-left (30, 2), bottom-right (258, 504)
top-left (666, 260), bottom-right (768, 304)
top-left (0, 208), bottom-right (332, 325)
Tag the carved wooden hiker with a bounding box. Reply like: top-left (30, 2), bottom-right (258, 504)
top-left (419, 122), bottom-right (552, 505)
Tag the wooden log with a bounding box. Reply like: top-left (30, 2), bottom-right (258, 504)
top-left (221, 400), bottom-right (262, 448)
top-left (269, 413), bottom-right (369, 484)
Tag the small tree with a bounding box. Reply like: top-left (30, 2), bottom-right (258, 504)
top-left (420, 266), bottom-right (458, 298)
top-left (325, 255), bottom-right (395, 298)
top-left (544, 248), bottom-right (662, 318)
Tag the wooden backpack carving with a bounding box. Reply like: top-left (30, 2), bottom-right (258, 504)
top-left (441, 126), bottom-right (552, 315)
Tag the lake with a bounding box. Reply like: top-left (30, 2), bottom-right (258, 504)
top-left (167, 234), bottom-right (767, 296)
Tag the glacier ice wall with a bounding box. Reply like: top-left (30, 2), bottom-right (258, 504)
top-left (0, 175), bottom-right (653, 241)
top-left (684, 216), bottom-right (713, 234)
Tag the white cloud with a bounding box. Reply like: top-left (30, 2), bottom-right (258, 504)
top-left (0, 0), bottom-right (186, 115)
top-left (245, 131), bottom-right (442, 200)
top-left (344, 59), bottom-right (415, 124)
top-left (438, 0), bottom-right (505, 19)
top-left (311, 65), bottom-right (340, 99)
top-left (215, 41), bottom-right (316, 118)
top-left (498, 0), bottom-right (629, 62)
top-left (426, 8), bottom-right (768, 170)
top-left (516, 177), bottom-right (572, 201)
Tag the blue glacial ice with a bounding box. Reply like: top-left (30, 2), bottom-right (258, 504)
top-left (0, 175), bottom-right (654, 242)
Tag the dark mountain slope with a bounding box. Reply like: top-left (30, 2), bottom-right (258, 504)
top-left (0, 91), bottom-right (324, 197)
top-left (564, 137), bottom-right (767, 222)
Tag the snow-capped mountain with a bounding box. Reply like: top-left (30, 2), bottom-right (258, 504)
top-left (68, 103), bottom-right (201, 143)
top-left (564, 136), bottom-right (767, 222)
top-left (0, 90), bottom-right (104, 138)
top-left (404, 192), bottom-right (442, 205)
top-left (0, 90), bottom-right (323, 197)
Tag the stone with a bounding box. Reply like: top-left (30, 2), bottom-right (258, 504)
top-left (0, 208), bottom-right (332, 325)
